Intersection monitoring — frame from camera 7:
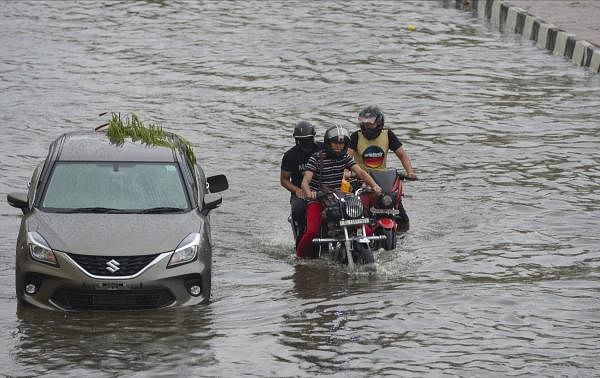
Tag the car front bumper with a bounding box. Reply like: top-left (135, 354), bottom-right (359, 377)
top-left (16, 249), bottom-right (211, 311)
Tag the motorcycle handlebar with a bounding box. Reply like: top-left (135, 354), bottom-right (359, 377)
top-left (316, 191), bottom-right (328, 200)
top-left (356, 170), bottom-right (418, 196)
top-left (395, 170), bottom-right (418, 181)
top-left (355, 187), bottom-right (372, 196)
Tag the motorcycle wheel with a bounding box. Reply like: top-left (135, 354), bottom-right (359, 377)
top-left (354, 242), bottom-right (375, 265)
top-left (331, 242), bottom-right (346, 264)
top-left (382, 228), bottom-right (397, 250)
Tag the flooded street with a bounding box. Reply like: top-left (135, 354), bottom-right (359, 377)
top-left (1, 1), bottom-right (599, 376)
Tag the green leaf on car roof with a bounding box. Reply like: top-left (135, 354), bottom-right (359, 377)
top-left (105, 112), bottom-right (197, 165)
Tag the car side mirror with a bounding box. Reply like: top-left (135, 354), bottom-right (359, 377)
top-left (206, 174), bottom-right (228, 193)
top-left (7, 192), bottom-right (29, 214)
top-left (201, 197), bottom-right (223, 216)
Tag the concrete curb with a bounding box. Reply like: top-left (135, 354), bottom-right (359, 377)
top-left (449, 0), bottom-right (600, 73)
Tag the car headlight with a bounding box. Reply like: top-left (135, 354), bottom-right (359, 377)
top-left (167, 233), bottom-right (200, 268)
top-left (27, 232), bottom-right (59, 267)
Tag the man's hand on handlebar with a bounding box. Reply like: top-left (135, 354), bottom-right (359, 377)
top-left (396, 169), bottom-right (418, 181)
top-left (305, 189), bottom-right (317, 200)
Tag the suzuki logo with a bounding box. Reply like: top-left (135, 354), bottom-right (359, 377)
top-left (106, 259), bottom-right (120, 273)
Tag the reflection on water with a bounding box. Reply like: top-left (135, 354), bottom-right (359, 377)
top-left (15, 305), bottom-right (217, 375)
top-left (1, 0), bottom-right (599, 375)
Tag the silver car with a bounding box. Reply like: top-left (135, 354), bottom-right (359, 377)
top-left (7, 131), bottom-right (228, 311)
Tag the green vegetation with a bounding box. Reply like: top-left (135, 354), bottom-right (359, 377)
top-left (104, 113), bottom-right (196, 165)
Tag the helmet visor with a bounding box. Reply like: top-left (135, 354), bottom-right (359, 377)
top-left (358, 116), bottom-right (377, 127)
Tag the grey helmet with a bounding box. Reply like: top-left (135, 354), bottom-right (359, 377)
top-left (323, 125), bottom-right (350, 158)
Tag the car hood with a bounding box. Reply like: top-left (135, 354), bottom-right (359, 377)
top-left (26, 210), bottom-right (204, 255)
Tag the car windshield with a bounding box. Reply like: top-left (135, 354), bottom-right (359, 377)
top-left (41, 162), bottom-right (190, 213)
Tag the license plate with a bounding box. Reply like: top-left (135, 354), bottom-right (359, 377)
top-left (96, 282), bottom-right (127, 290)
top-left (339, 218), bottom-right (369, 226)
top-left (369, 207), bottom-right (399, 215)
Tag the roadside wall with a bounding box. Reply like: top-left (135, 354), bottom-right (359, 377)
top-left (448, 0), bottom-right (600, 73)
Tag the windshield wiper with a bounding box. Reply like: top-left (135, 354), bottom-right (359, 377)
top-left (139, 207), bottom-right (186, 214)
top-left (68, 207), bottom-right (129, 213)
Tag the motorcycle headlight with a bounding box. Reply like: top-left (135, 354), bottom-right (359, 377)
top-left (27, 232), bottom-right (59, 267)
top-left (168, 233), bottom-right (200, 268)
top-left (379, 194), bottom-right (394, 208)
top-left (343, 196), bottom-right (364, 219)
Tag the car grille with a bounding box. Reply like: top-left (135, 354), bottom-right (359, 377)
top-left (51, 289), bottom-right (175, 310)
top-left (68, 253), bottom-right (160, 277)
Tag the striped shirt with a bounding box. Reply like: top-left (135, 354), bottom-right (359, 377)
top-left (305, 151), bottom-right (356, 192)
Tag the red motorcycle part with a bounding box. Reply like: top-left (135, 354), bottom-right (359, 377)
top-left (377, 217), bottom-right (396, 229)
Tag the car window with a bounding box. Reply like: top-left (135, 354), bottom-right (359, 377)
top-left (41, 162), bottom-right (190, 212)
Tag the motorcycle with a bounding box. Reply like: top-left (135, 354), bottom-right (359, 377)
top-left (290, 189), bottom-right (385, 270)
top-left (361, 169), bottom-right (412, 251)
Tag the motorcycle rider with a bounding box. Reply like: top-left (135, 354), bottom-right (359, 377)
top-left (348, 105), bottom-right (416, 230)
top-left (280, 121), bottom-right (323, 246)
top-left (297, 125), bottom-right (382, 259)
top-left (348, 105), bottom-right (417, 178)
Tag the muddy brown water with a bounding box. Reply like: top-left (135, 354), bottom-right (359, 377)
top-left (1, 1), bottom-right (599, 376)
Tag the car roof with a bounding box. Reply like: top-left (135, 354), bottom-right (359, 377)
top-left (54, 131), bottom-right (178, 162)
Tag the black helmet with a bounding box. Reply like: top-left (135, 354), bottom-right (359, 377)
top-left (323, 125), bottom-right (350, 158)
top-left (293, 121), bottom-right (316, 139)
top-left (293, 121), bottom-right (316, 151)
top-left (358, 105), bottom-right (384, 140)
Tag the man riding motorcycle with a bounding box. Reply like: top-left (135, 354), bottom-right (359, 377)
top-left (297, 125), bottom-right (382, 258)
top-left (348, 105), bottom-right (417, 229)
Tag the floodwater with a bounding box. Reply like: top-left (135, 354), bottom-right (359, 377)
top-left (1, 1), bottom-right (599, 376)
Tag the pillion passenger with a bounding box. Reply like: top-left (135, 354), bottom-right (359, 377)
top-left (280, 121), bottom-right (323, 246)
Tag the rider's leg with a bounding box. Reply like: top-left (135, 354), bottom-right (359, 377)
top-left (296, 202), bottom-right (323, 258)
top-left (395, 202), bottom-right (410, 232)
top-left (290, 196), bottom-right (308, 244)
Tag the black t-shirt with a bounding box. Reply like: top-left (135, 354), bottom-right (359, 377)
top-left (349, 129), bottom-right (402, 151)
top-left (281, 142), bottom-right (324, 189)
